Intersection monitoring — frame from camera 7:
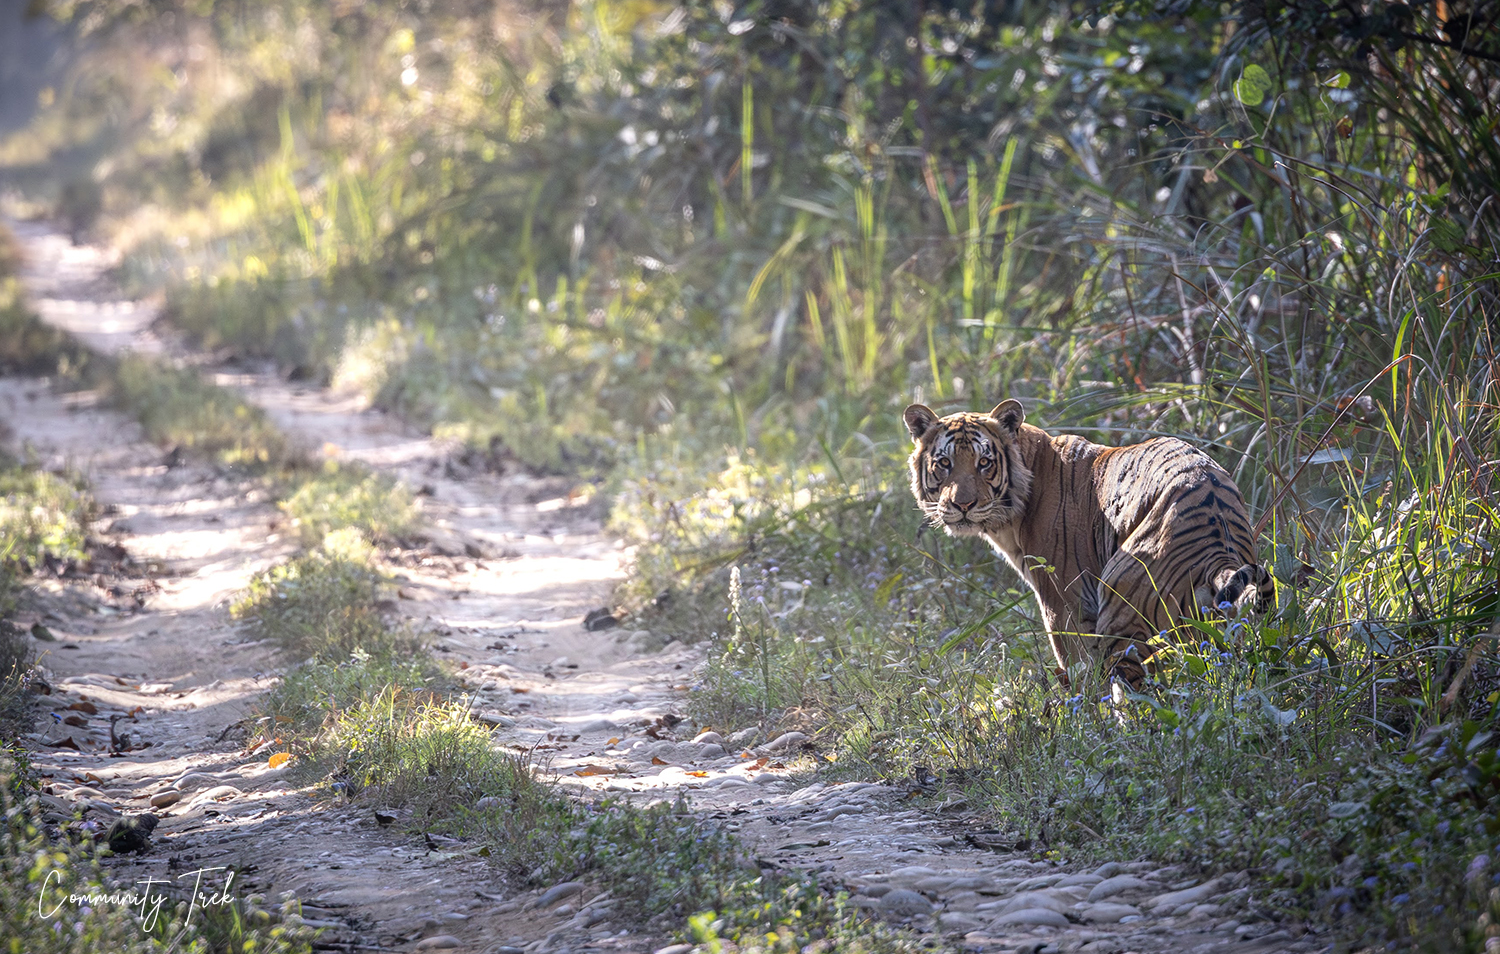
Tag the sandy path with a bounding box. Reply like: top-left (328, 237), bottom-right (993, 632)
top-left (2, 221), bottom-right (1325, 954)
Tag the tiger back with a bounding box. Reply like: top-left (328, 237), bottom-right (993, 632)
top-left (903, 399), bottom-right (1273, 685)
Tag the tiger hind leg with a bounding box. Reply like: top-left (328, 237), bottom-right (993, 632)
top-left (1211, 564), bottom-right (1275, 614)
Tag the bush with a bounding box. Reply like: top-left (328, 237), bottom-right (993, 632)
top-left (279, 463), bottom-right (417, 547)
top-left (231, 530), bottom-right (410, 660)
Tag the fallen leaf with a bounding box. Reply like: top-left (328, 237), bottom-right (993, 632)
top-left (745, 758), bottom-right (767, 770)
top-left (459, 661), bottom-right (469, 669)
top-left (67, 702), bottom-right (98, 714)
top-left (573, 764), bottom-right (612, 777)
top-left (651, 757), bottom-right (669, 766)
top-left (607, 737), bottom-right (620, 746)
top-left (63, 715), bottom-right (88, 728)
top-left (686, 771), bottom-right (708, 778)
top-left (511, 687), bottom-right (529, 694)
top-left (268, 752), bottom-right (292, 769)
top-left (768, 761), bottom-right (785, 769)
top-left (46, 736), bottom-right (80, 750)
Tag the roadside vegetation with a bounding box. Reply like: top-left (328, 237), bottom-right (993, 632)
top-left (5, 0), bottom-right (1500, 950)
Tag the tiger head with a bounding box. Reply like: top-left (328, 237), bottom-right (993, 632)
top-left (902, 399), bottom-right (1033, 535)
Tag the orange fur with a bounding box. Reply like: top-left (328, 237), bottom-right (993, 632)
top-left (904, 400), bottom-right (1273, 684)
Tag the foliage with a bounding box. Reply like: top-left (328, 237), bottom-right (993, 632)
top-left (0, 452), bottom-right (97, 618)
top-left (278, 461), bottom-right (417, 547)
top-left (231, 529), bottom-right (409, 660)
top-left (0, 757), bottom-right (314, 954)
top-left (109, 356), bottom-right (291, 469)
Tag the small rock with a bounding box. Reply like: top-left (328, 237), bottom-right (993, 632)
top-left (1144, 878), bottom-right (1220, 911)
top-left (149, 790), bottom-right (181, 809)
top-left (888, 865), bottom-right (939, 881)
top-left (576, 718), bottom-right (618, 734)
top-left (1091, 861), bottom-right (1124, 880)
top-left (692, 731), bottom-right (724, 745)
top-left (537, 882), bottom-right (584, 908)
top-left (760, 731), bottom-right (808, 754)
top-left (1187, 903), bottom-right (1221, 919)
top-left (728, 727), bottom-right (760, 746)
top-left (991, 907), bottom-right (1070, 928)
top-left (879, 888), bottom-right (934, 917)
top-left (695, 743), bottom-right (725, 759)
top-left (1087, 875), bottom-right (1151, 902)
top-left (192, 785), bottom-right (240, 806)
top-left (1079, 902), bottom-right (1141, 923)
top-left (415, 937), bottom-right (462, 950)
top-left (1055, 873), bottom-right (1103, 888)
top-left (1015, 874), bottom-right (1064, 890)
top-left (938, 912), bottom-right (983, 932)
top-left (653, 945), bottom-right (694, 954)
top-left (172, 773), bottom-right (216, 791)
top-left (986, 891), bottom-right (1072, 916)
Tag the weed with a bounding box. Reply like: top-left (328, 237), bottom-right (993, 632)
top-left (0, 756), bottom-right (314, 953)
top-left (231, 529), bottom-right (412, 660)
top-left (279, 462), bottom-right (416, 547)
top-left (108, 355), bottom-right (291, 469)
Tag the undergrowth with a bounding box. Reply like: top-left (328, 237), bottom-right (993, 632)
top-left (108, 356), bottom-right (291, 470)
top-left (278, 462), bottom-right (416, 547)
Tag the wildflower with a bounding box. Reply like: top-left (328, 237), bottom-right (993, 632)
top-left (1184, 806), bottom-right (1197, 814)
top-left (1392, 893), bottom-right (1409, 904)
top-left (1402, 862), bottom-right (1417, 872)
top-left (1362, 876), bottom-right (1378, 888)
top-left (1437, 821), bottom-right (1450, 835)
top-left (1217, 600), bottom-right (1234, 611)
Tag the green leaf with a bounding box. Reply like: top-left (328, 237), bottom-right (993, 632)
top-left (1234, 64), bottom-right (1272, 106)
top-left (1325, 70), bottom-right (1351, 89)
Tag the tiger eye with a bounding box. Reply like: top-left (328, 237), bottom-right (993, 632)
top-left (978, 457), bottom-right (991, 468)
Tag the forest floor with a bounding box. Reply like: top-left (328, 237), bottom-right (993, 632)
top-left (1, 219), bottom-right (1328, 954)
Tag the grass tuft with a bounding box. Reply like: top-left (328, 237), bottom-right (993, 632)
top-left (279, 462), bottom-right (417, 547)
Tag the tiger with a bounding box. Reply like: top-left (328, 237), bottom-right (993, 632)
top-left (903, 399), bottom-right (1274, 688)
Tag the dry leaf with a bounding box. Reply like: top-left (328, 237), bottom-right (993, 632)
top-left (746, 758), bottom-right (768, 770)
top-left (459, 661), bottom-right (469, 669)
top-left (686, 771), bottom-right (708, 778)
top-left (268, 752), bottom-right (292, 769)
top-left (607, 737), bottom-right (620, 746)
top-left (68, 701), bottom-right (98, 714)
top-left (573, 764), bottom-right (612, 777)
top-left (651, 757), bottom-right (669, 766)
top-left (63, 715), bottom-right (88, 728)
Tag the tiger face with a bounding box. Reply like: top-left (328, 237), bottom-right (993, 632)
top-left (903, 399), bottom-right (1033, 535)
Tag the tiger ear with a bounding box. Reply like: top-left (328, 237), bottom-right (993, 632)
top-left (903, 404), bottom-right (939, 443)
top-left (990, 399), bottom-right (1025, 434)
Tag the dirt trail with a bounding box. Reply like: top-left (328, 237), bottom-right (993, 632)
top-left (2, 221), bottom-right (1325, 954)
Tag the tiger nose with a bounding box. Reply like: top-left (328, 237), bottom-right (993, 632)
top-left (953, 497), bottom-right (976, 513)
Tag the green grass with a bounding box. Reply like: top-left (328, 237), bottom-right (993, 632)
top-left (108, 355), bottom-right (292, 470)
top-left (0, 756), bottom-right (315, 954)
top-left (278, 462), bottom-right (417, 547)
top-left (0, 451), bottom-right (97, 618)
top-left (231, 529), bottom-right (411, 660)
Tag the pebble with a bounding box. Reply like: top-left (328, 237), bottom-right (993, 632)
top-left (654, 946), bottom-right (693, 954)
top-left (888, 865), bottom-right (939, 881)
top-left (1079, 902), bottom-right (1141, 923)
top-left (878, 888), bottom-right (933, 917)
top-left (172, 773), bottom-right (217, 791)
top-left (536, 882), bottom-right (584, 908)
top-left (149, 790), bottom-right (181, 808)
top-left (759, 731), bottom-right (808, 754)
top-left (191, 784), bottom-right (239, 805)
top-left (1091, 862), bottom-right (1124, 879)
top-left (985, 891), bottom-right (1072, 916)
top-left (1015, 874), bottom-right (1064, 890)
top-left (1144, 878), bottom-right (1220, 910)
top-left (1055, 873), bottom-right (1103, 888)
top-left (938, 912), bottom-right (984, 932)
top-left (415, 938), bottom-right (462, 950)
top-left (728, 727), bottom-right (760, 746)
top-left (576, 718), bottom-right (618, 734)
top-left (991, 907), bottom-right (1070, 928)
top-left (692, 731), bottom-right (723, 745)
top-left (1087, 875), bottom-right (1150, 902)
